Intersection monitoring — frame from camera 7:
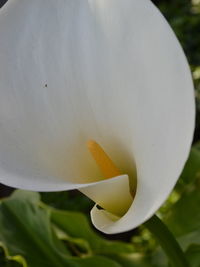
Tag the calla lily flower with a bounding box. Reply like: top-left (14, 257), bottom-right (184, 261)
top-left (0, 0), bottom-right (195, 234)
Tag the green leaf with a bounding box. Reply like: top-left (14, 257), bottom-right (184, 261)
top-left (162, 146), bottom-right (200, 240)
top-left (0, 193), bottom-right (73, 267)
top-left (164, 190), bottom-right (200, 237)
top-left (178, 230), bottom-right (200, 251)
top-left (50, 208), bottom-right (135, 255)
top-left (0, 243), bottom-right (27, 267)
top-left (144, 215), bottom-right (189, 267)
top-left (185, 244), bottom-right (200, 267)
top-left (10, 190), bottom-right (40, 204)
top-left (70, 256), bottom-right (121, 267)
top-left (53, 225), bottom-right (92, 256)
top-left (0, 190), bottom-right (135, 267)
top-left (106, 254), bottom-right (156, 267)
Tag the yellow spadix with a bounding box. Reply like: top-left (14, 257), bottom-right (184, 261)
top-left (87, 140), bottom-right (121, 179)
top-left (78, 140), bottom-right (133, 217)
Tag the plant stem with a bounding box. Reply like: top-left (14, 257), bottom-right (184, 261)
top-left (144, 215), bottom-right (189, 267)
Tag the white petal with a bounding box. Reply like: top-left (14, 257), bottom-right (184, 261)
top-left (80, 175), bottom-right (133, 216)
top-left (0, 0), bottom-right (195, 233)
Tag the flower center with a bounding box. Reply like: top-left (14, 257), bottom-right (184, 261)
top-left (87, 140), bottom-right (121, 179)
top-left (78, 140), bottom-right (135, 217)
top-left (79, 140), bottom-right (135, 217)
top-left (87, 140), bottom-right (136, 198)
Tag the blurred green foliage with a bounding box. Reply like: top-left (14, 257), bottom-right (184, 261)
top-left (0, 190), bottom-right (150, 267)
top-left (1, 145), bottom-right (200, 267)
top-left (0, 0), bottom-right (200, 266)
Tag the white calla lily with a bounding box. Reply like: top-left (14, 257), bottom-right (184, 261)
top-left (0, 0), bottom-right (195, 234)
